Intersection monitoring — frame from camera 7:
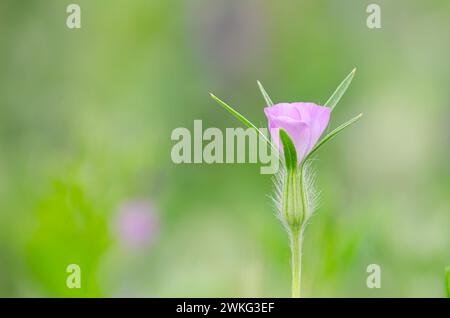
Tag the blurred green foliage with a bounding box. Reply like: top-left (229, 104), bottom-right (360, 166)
top-left (0, 0), bottom-right (449, 297)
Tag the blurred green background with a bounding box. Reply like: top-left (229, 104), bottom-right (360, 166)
top-left (0, 0), bottom-right (449, 297)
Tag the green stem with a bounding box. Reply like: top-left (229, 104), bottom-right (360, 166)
top-left (291, 229), bottom-right (303, 298)
top-left (290, 164), bottom-right (306, 298)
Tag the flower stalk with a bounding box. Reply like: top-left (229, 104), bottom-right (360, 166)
top-left (277, 128), bottom-right (311, 297)
top-left (279, 140), bottom-right (308, 298)
top-left (290, 228), bottom-right (303, 297)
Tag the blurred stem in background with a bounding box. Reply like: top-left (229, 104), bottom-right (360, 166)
top-left (446, 267), bottom-right (450, 298)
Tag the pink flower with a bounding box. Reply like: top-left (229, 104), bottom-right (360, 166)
top-left (264, 103), bottom-right (331, 162)
top-left (115, 200), bottom-right (159, 249)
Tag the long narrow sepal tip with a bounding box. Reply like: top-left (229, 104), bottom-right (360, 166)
top-left (325, 68), bottom-right (357, 110)
top-left (208, 91), bottom-right (278, 153)
top-left (257, 80), bottom-right (274, 106)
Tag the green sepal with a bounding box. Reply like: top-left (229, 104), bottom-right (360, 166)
top-left (279, 129), bottom-right (297, 171)
top-left (324, 68), bottom-right (356, 111)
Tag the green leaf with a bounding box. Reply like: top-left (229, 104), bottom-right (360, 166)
top-left (257, 80), bottom-right (274, 106)
top-left (209, 93), bottom-right (277, 152)
top-left (279, 129), bottom-right (297, 171)
top-left (303, 113), bottom-right (363, 162)
top-left (324, 68), bottom-right (356, 111)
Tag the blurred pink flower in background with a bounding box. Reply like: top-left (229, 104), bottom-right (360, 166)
top-left (114, 200), bottom-right (159, 250)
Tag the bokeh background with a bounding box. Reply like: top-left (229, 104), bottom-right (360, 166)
top-left (0, 0), bottom-right (449, 297)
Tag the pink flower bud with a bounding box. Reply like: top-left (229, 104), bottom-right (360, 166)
top-left (264, 103), bottom-right (331, 162)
